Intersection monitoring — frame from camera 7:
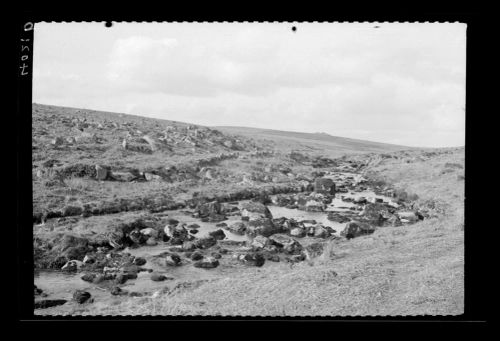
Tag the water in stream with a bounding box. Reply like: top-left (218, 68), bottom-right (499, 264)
top-left (34, 171), bottom-right (397, 312)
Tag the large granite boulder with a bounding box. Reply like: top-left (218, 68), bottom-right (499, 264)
top-left (193, 256), bottom-right (219, 269)
top-left (340, 221), bottom-right (375, 239)
top-left (227, 221), bottom-right (247, 235)
top-left (245, 218), bottom-right (280, 237)
top-left (164, 224), bottom-right (189, 242)
top-left (314, 178), bottom-right (336, 195)
top-left (269, 234), bottom-right (303, 254)
top-left (361, 203), bottom-right (393, 226)
top-left (241, 201), bottom-right (273, 220)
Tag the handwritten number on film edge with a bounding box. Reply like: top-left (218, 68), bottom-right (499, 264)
top-left (20, 22), bottom-right (33, 76)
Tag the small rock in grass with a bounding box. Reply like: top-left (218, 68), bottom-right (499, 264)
top-left (111, 286), bottom-right (128, 296)
top-left (190, 251), bottom-right (204, 261)
top-left (34, 299), bottom-right (67, 309)
top-left (73, 290), bottom-right (91, 304)
top-left (81, 273), bottom-right (96, 283)
top-left (208, 229), bottom-right (226, 240)
top-left (150, 273), bottom-right (168, 282)
top-left (193, 256), bottom-right (219, 269)
top-left (132, 257), bottom-right (147, 266)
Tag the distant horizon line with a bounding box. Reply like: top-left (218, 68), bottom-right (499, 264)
top-left (32, 102), bottom-right (465, 150)
top-left (214, 124), bottom-right (465, 149)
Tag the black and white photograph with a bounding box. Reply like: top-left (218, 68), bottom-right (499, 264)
top-left (28, 22), bottom-right (466, 316)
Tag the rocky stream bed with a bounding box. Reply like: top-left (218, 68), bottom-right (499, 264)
top-left (33, 168), bottom-right (428, 314)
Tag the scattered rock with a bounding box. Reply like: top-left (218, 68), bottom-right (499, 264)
top-left (341, 221), bottom-right (375, 239)
top-left (265, 254), bottom-right (280, 262)
top-left (313, 225), bottom-right (331, 238)
top-left (81, 273), bottom-right (96, 282)
top-left (142, 135), bottom-right (159, 152)
top-left (73, 290), bottom-right (91, 304)
top-left (353, 196), bottom-right (366, 204)
top-left (145, 172), bottom-right (162, 181)
top-left (140, 227), bottom-right (159, 239)
top-left (163, 253), bottom-right (182, 266)
top-left (111, 286), bottom-right (128, 296)
top-left (164, 224), bottom-right (189, 241)
top-left (289, 253), bottom-right (306, 262)
top-left (208, 229), bottom-right (226, 240)
top-left (93, 273), bottom-right (116, 283)
top-left (193, 256), bottom-right (220, 269)
top-left (115, 273), bottom-right (129, 285)
top-left (95, 165), bottom-right (108, 180)
top-left (190, 251), bottom-right (204, 261)
top-left (82, 255), bottom-right (95, 264)
top-left (238, 252), bottom-right (266, 267)
top-left (34, 299), bottom-right (67, 309)
top-left (151, 273), bottom-right (168, 281)
top-left (227, 221), bottom-right (247, 235)
top-left (290, 227), bottom-right (306, 237)
top-left (181, 241), bottom-right (196, 251)
top-left (251, 235), bottom-right (270, 249)
top-left (362, 203), bottom-right (392, 226)
top-left (34, 285), bottom-right (43, 296)
top-left (387, 215), bottom-right (402, 227)
top-left (305, 242), bottom-right (325, 257)
top-left (146, 237), bottom-right (158, 246)
top-left (303, 199), bottom-right (325, 212)
top-left (132, 257), bottom-right (147, 266)
top-left (397, 211), bottom-right (418, 223)
top-left (166, 218), bottom-right (180, 226)
top-left (111, 171), bottom-right (136, 182)
top-left (169, 237), bottom-right (184, 245)
top-left (194, 236), bottom-right (217, 249)
top-left (246, 217), bottom-right (279, 237)
top-left (61, 260), bottom-right (83, 272)
top-left (314, 178), bottom-right (336, 195)
top-left (196, 201), bottom-right (223, 218)
top-left (129, 230), bottom-right (148, 245)
top-left (51, 137), bottom-right (64, 146)
top-left (269, 234), bottom-right (303, 254)
top-left (327, 212), bottom-right (351, 223)
top-left (62, 205), bottom-right (83, 216)
top-left (241, 201), bottom-right (273, 220)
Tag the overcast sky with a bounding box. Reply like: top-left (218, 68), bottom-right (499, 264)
top-left (33, 22), bottom-right (466, 147)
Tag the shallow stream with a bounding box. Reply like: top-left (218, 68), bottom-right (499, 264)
top-left (34, 171), bottom-right (397, 311)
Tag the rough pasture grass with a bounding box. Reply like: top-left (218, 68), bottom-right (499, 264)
top-left (64, 215), bottom-right (461, 316)
top-left (364, 149), bottom-right (464, 219)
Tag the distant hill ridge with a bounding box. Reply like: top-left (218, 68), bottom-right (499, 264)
top-left (214, 125), bottom-right (412, 157)
top-left (216, 126), bottom-right (406, 147)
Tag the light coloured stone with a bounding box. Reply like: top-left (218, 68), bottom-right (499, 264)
top-left (95, 165), bottom-right (108, 180)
